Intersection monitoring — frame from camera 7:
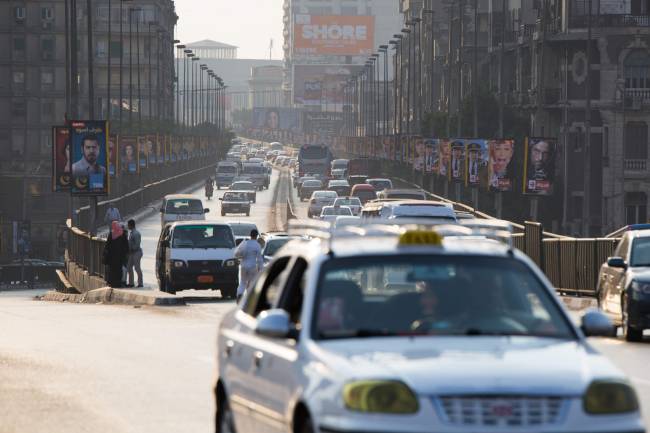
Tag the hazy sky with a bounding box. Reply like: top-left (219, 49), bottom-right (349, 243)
top-left (175, 0), bottom-right (284, 60)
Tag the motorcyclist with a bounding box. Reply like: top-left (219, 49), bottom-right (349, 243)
top-left (205, 177), bottom-right (214, 199)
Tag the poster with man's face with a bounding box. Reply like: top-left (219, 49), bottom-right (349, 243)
top-left (424, 139), bottom-right (438, 173)
top-left (449, 140), bottom-right (465, 182)
top-left (70, 120), bottom-right (109, 195)
top-left (108, 134), bottom-right (118, 178)
top-left (465, 140), bottom-right (488, 187)
top-left (120, 136), bottom-right (138, 174)
top-left (52, 126), bottom-right (71, 192)
top-left (488, 139), bottom-right (515, 191)
top-left (438, 140), bottom-right (451, 177)
top-left (156, 135), bottom-right (164, 164)
top-left (400, 135), bottom-right (409, 162)
top-left (414, 137), bottom-right (425, 171)
top-left (145, 135), bottom-right (156, 165)
top-left (524, 137), bottom-right (557, 195)
top-left (138, 137), bottom-right (148, 170)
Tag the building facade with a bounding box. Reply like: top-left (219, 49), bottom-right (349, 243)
top-left (0, 0), bottom-right (176, 261)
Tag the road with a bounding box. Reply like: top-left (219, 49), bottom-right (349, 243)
top-left (1, 167), bottom-right (649, 432)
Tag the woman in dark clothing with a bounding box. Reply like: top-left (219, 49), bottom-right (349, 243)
top-left (104, 221), bottom-right (129, 287)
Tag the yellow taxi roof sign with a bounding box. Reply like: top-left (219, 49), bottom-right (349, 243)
top-left (398, 230), bottom-right (443, 246)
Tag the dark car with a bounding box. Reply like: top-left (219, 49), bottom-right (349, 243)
top-left (327, 179), bottom-right (351, 197)
top-left (597, 229), bottom-right (650, 341)
top-left (349, 175), bottom-right (368, 186)
top-left (229, 181), bottom-right (257, 203)
top-left (220, 191), bottom-right (251, 216)
top-left (299, 179), bottom-right (323, 202)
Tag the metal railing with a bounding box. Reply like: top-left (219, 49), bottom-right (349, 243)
top-left (624, 159), bottom-right (647, 171)
top-left (569, 14), bottom-right (650, 28)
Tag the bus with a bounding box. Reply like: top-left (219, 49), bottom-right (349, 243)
top-left (298, 144), bottom-right (334, 178)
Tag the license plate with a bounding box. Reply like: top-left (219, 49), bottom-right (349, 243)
top-left (197, 275), bottom-right (214, 283)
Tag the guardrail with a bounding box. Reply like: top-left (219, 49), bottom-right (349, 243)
top-left (67, 221), bottom-right (106, 279)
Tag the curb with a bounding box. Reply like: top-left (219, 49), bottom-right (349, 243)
top-left (40, 287), bottom-right (186, 306)
top-left (559, 296), bottom-right (597, 311)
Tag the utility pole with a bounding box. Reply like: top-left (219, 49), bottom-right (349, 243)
top-left (582, 0), bottom-right (593, 236)
top-left (87, 0), bottom-right (94, 118)
top-left (107, 0), bottom-right (111, 120)
top-left (70, 0), bottom-right (79, 118)
top-left (457, 0), bottom-right (464, 137)
top-left (473, 0), bottom-right (478, 137)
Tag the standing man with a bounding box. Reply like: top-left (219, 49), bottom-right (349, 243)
top-left (234, 229), bottom-right (264, 303)
top-left (126, 219), bottom-right (143, 288)
top-left (104, 202), bottom-right (122, 226)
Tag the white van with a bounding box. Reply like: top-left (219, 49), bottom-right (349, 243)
top-left (160, 194), bottom-right (209, 227)
top-left (155, 222), bottom-right (238, 297)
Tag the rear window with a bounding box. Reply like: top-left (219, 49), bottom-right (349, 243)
top-left (242, 165), bottom-right (264, 174)
top-left (387, 193), bottom-right (426, 200)
top-left (224, 192), bottom-right (249, 201)
top-left (172, 225), bottom-right (234, 249)
top-left (303, 181), bottom-right (322, 187)
top-left (218, 165), bottom-right (236, 173)
top-left (165, 199), bottom-right (203, 214)
top-left (353, 190), bottom-right (376, 200)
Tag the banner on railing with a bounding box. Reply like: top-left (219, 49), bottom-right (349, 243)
top-left (449, 139), bottom-right (465, 182)
top-left (465, 139), bottom-right (488, 187)
top-left (52, 126), bottom-right (71, 192)
top-left (70, 120), bottom-right (109, 195)
top-left (523, 137), bottom-right (557, 195)
top-left (120, 136), bottom-right (138, 174)
top-left (488, 139), bottom-right (515, 191)
top-left (108, 134), bottom-right (118, 178)
top-left (138, 137), bottom-right (148, 171)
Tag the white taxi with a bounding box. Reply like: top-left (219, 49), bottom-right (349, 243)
top-left (214, 222), bottom-right (644, 433)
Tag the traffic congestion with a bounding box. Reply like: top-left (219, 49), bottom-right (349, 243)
top-left (147, 137), bottom-right (648, 433)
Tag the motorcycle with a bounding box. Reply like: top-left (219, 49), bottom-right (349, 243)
top-left (205, 183), bottom-right (214, 200)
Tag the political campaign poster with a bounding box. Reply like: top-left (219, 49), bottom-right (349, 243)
top-left (156, 135), bottom-right (164, 164)
top-left (524, 137), bottom-right (557, 195)
top-left (52, 126), bottom-right (71, 191)
top-left (488, 139), bottom-right (515, 192)
top-left (424, 139), bottom-right (438, 173)
top-left (120, 136), bottom-right (138, 174)
top-left (108, 134), bottom-right (118, 178)
top-left (293, 64), bottom-right (364, 107)
top-left (413, 136), bottom-right (425, 171)
top-left (164, 135), bottom-right (171, 163)
top-left (70, 120), bottom-right (109, 195)
top-left (144, 135), bottom-right (156, 165)
top-left (449, 139), bottom-right (465, 182)
top-left (437, 140), bottom-right (451, 177)
top-left (252, 107), bottom-right (301, 132)
top-left (137, 137), bottom-right (148, 170)
top-left (400, 135), bottom-right (409, 162)
top-left (465, 139), bottom-right (488, 187)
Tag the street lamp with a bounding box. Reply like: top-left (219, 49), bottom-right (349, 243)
top-left (423, 9), bottom-right (435, 114)
top-left (391, 36), bottom-right (402, 135)
top-left (183, 50), bottom-right (192, 128)
top-left (128, 7), bottom-right (142, 132)
top-left (118, 0), bottom-right (133, 132)
top-left (191, 56), bottom-right (200, 126)
top-left (147, 21), bottom-right (159, 129)
top-left (403, 26), bottom-right (413, 137)
top-left (379, 45), bottom-right (389, 136)
top-left (200, 64), bottom-right (208, 124)
top-left (176, 44), bottom-right (185, 126)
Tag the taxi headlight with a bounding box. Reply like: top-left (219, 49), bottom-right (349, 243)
top-left (172, 260), bottom-right (186, 268)
top-left (224, 259), bottom-right (238, 267)
top-left (583, 380), bottom-right (639, 415)
top-left (343, 380), bottom-right (419, 414)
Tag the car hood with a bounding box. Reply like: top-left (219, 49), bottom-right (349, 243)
top-left (170, 248), bottom-right (235, 261)
top-left (311, 337), bottom-right (620, 395)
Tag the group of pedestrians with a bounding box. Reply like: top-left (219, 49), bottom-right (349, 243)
top-left (103, 204), bottom-right (143, 289)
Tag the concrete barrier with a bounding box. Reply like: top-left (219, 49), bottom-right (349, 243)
top-left (41, 287), bottom-right (186, 306)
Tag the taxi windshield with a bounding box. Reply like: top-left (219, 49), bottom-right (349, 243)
top-left (313, 255), bottom-right (574, 340)
top-left (171, 226), bottom-right (234, 249)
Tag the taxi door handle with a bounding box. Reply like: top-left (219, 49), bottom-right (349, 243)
top-left (254, 351), bottom-right (264, 368)
top-left (224, 340), bottom-right (234, 358)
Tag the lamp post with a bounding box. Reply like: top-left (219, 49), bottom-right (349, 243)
top-left (402, 27), bottom-right (412, 138)
top-left (128, 7), bottom-right (141, 132)
top-left (118, 0), bottom-right (132, 131)
top-left (184, 50), bottom-right (192, 129)
top-left (379, 45), bottom-right (388, 136)
top-left (191, 56), bottom-right (200, 127)
top-left (176, 44), bottom-right (185, 126)
top-left (423, 9), bottom-right (435, 114)
top-left (390, 38), bottom-right (400, 135)
top-left (136, 11), bottom-right (142, 133)
top-left (107, 0), bottom-right (111, 120)
top-left (87, 0), bottom-right (95, 118)
top-left (147, 21), bottom-right (158, 130)
top-left (200, 64), bottom-right (207, 124)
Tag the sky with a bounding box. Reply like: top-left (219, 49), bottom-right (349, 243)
top-left (175, 0), bottom-right (284, 60)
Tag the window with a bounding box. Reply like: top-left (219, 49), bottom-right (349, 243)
top-left (625, 50), bottom-right (650, 89)
top-left (12, 100), bottom-right (26, 118)
top-left (11, 129), bottom-right (25, 155)
top-left (13, 37), bottom-right (26, 60)
top-left (41, 38), bottom-right (55, 61)
top-left (625, 192), bottom-right (647, 225)
top-left (41, 100), bottom-right (55, 119)
top-left (14, 6), bottom-right (26, 21)
top-left (625, 122), bottom-right (648, 159)
top-left (243, 256), bottom-right (292, 317)
top-left (13, 71), bottom-right (25, 86)
top-left (110, 41), bottom-right (122, 58)
top-left (41, 6), bottom-right (53, 20)
top-left (41, 71), bottom-right (54, 89)
top-left (96, 40), bottom-right (107, 58)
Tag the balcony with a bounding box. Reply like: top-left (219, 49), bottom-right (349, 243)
top-left (624, 159), bottom-right (647, 171)
top-left (623, 88), bottom-right (650, 109)
top-left (569, 14), bottom-right (650, 29)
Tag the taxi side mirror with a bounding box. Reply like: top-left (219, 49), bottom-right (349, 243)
top-left (255, 309), bottom-right (294, 339)
top-left (580, 309), bottom-right (615, 337)
top-left (607, 257), bottom-right (627, 269)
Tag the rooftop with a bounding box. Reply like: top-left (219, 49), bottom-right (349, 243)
top-left (185, 39), bottom-right (238, 49)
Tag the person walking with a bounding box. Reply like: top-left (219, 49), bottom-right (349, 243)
top-left (104, 203), bottom-right (121, 226)
top-left (126, 219), bottom-right (143, 288)
top-left (234, 229), bottom-right (264, 303)
top-left (104, 221), bottom-right (129, 288)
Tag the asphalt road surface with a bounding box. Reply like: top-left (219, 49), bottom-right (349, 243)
top-left (0, 169), bottom-right (649, 433)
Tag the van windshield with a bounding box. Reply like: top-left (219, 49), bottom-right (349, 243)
top-left (218, 166), bottom-right (236, 174)
top-left (165, 199), bottom-right (204, 214)
top-left (242, 165), bottom-right (264, 174)
top-left (172, 225), bottom-right (235, 249)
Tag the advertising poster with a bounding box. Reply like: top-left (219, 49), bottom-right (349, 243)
top-left (108, 134), bottom-right (118, 178)
top-left (293, 64), bottom-right (364, 107)
top-left (413, 136), bottom-right (425, 171)
top-left (424, 139), bottom-right (438, 173)
top-left (293, 15), bottom-right (374, 56)
top-left (438, 140), bottom-right (451, 177)
top-left (488, 139), bottom-right (515, 192)
top-left (52, 126), bottom-right (71, 192)
top-left (400, 135), bottom-right (409, 162)
top-left (381, 136), bottom-right (391, 159)
top-left (145, 135), bottom-right (156, 166)
top-left (156, 135), bottom-right (164, 164)
top-left (524, 137), bottom-right (557, 195)
top-left (170, 136), bottom-right (179, 163)
top-left (465, 139), bottom-right (489, 187)
top-left (120, 136), bottom-right (138, 174)
top-left (138, 137), bottom-right (148, 170)
top-left (70, 120), bottom-right (109, 195)
top-left (449, 139), bottom-right (465, 182)
top-left (251, 107), bottom-right (301, 131)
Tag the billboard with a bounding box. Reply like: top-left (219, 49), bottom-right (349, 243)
top-left (251, 107), bottom-right (301, 131)
top-left (465, 139), bottom-right (489, 187)
top-left (302, 112), bottom-right (345, 138)
top-left (449, 139), bottom-right (465, 182)
top-left (293, 64), bottom-right (363, 106)
top-left (120, 136), bottom-right (138, 174)
top-left (424, 139), bottom-right (438, 173)
top-left (294, 15), bottom-right (374, 56)
top-left (524, 137), bottom-right (557, 195)
top-left (52, 126), bottom-right (71, 192)
top-left (70, 120), bottom-right (109, 195)
top-left (488, 139), bottom-right (515, 191)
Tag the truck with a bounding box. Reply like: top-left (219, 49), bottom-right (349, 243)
top-left (215, 161), bottom-right (240, 189)
top-left (241, 162), bottom-right (269, 190)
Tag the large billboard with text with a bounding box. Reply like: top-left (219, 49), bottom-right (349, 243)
top-left (293, 15), bottom-right (374, 56)
top-left (293, 64), bottom-right (363, 107)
